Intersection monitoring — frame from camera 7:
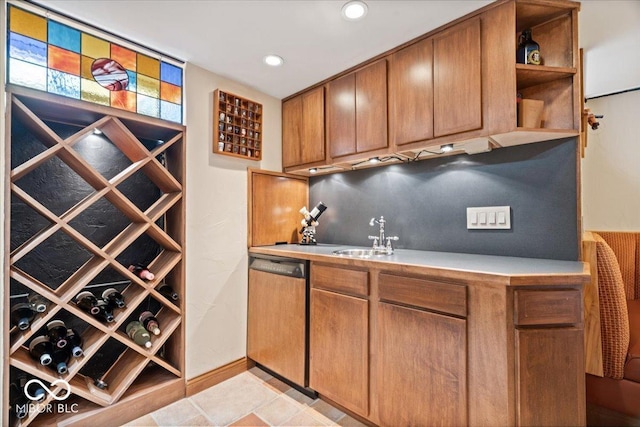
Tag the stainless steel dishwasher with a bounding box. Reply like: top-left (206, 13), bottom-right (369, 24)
top-left (248, 254), bottom-right (313, 394)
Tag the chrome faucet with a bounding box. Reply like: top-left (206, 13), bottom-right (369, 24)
top-left (368, 216), bottom-right (399, 254)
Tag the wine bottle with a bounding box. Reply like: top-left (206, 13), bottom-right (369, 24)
top-left (102, 288), bottom-right (126, 309)
top-left (9, 382), bottom-right (29, 419)
top-left (23, 377), bottom-right (46, 402)
top-left (516, 29), bottom-right (541, 65)
top-left (95, 299), bottom-right (115, 323)
top-left (126, 321), bottom-right (152, 349)
top-left (66, 329), bottom-right (83, 357)
top-left (157, 283), bottom-right (179, 301)
top-left (128, 264), bottom-right (155, 280)
top-left (75, 291), bottom-right (101, 315)
top-left (29, 336), bottom-right (53, 366)
top-left (46, 320), bottom-right (68, 349)
top-left (51, 347), bottom-right (70, 374)
top-left (11, 302), bottom-right (35, 331)
top-left (139, 311), bottom-right (161, 335)
top-left (28, 294), bottom-right (48, 313)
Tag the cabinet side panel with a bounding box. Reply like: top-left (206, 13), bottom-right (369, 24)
top-left (327, 74), bottom-right (356, 158)
top-left (433, 17), bottom-right (483, 137)
top-left (355, 60), bottom-right (388, 154)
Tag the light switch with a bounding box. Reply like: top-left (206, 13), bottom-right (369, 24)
top-left (467, 206), bottom-right (511, 230)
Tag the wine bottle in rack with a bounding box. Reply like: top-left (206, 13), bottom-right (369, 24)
top-left (102, 288), bottom-right (126, 309)
top-left (28, 294), bottom-right (48, 313)
top-left (29, 336), bottom-right (53, 366)
top-left (23, 376), bottom-right (46, 402)
top-left (157, 283), bottom-right (179, 301)
top-left (66, 329), bottom-right (84, 357)
top-left (51, 347), bottom-right (70, 374)
top-left (95, 299), bottom-right (115, 323)
top-left (75, 291), bottom-right (101, 315)
top-left (9, 382), bottom-right (29, 420)
top-left (139, 311), bottom-right (161, 335)
top-left (10, 302), bottom-right (35, 330)
top-left (46, 320), bottom-right (68, 349)
top-left (128, 264), bottom-right (155, 280)
top-left (126, 321), bottom-right (152, 349)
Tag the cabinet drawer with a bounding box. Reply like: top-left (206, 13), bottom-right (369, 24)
top-left (514, 289), bottom-right (581, 326)
top-left (379, 273), bottom-right (466, 317)
top-left (312, 264), bottom-right (368, 297)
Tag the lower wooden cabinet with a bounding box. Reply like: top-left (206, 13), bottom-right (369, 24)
top-left (377, 302), bottom-right (467, 426)
top-left (309, 288), bottom-right (369, 416)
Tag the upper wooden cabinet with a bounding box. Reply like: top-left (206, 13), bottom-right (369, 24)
top-left (282, 86), bottom-right (325, 169)
top-left (328, 59), bottom-right (388, 159)
top-left (389, 37), bottom-right (434, 147)
top-left (433, 17), bottom-right (482, 138)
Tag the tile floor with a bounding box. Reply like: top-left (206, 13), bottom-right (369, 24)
top-left (123, 367), bottom-right (368, 427)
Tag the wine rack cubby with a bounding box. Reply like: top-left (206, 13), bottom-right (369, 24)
top-left (4, 85), bottom-right (185, 426)
top-left (213, 89), bottom-right (263, 160)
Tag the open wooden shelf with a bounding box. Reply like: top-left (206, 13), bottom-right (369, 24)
top-left (4, 85), bottom-right (186, 426)
top-left (516, 64), bottom-right (577, 90)
top-left (213, 89), bottom-right (263, 160)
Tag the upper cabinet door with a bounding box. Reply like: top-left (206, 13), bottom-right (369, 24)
top-left (433, 17), bottom-right (482, 138)
top-left (282, 95), bottom-right (302, 169)
top-left (356, 59), bottom-right (388, 153)
top-left (389, 38), bottom-right (434, 147)
top-left (328, 73), bottom-right (357, 158)
top-left (300, 87), bottom-right (326, 165)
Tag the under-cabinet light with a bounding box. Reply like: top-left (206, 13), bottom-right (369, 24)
top-left (342, 0), bottom-right (368, 21)
top-left (368, 157), bottom-right (380, 164)
top-left (309, 168), bottom-right (318, 174)
top-left (441, 144), bottom-right (454, 153)
top-left (93, 128), bottom-right (102, 135)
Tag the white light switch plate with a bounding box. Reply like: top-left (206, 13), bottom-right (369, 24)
top-left (467, 206), bottom-right (511, 229)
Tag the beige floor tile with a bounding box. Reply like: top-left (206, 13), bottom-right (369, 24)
top-left (284, 388), bottom-right (316, 406)
top-left (150, 398), bottom-right (202, 426)
top-left (264, 376), bottom-right (291, 393)
top-left (310, 399), bottom-right (345, 422)
top-left (336, 414), bottom-right (369, 427)
top-left (248, 366), bottom-right (273, 382)
top-left (254, 396), bottom-right (304, 425)
top-left (176, 414), bottom-right (213, 426)
top-left (121, 413), bottom-right (158, 426)
top-left (190, 372), bottom-right (279, 426)
top-left (279, 409), bottom-right (332, 427)
top-left (229, 412), bottom-right (269, 426)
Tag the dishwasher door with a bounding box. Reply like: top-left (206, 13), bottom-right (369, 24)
top-left (248, 255), bottom-right (309, 388)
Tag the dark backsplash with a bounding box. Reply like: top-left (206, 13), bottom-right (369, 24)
top-left (309, 138), bottom-right (579, 261)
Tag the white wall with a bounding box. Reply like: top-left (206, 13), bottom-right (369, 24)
top-left (184, 63), bottom-right (282, 379)
top-left (580, 1), bottom-right (640, 98)
top-left (581, 90), bottom-right (640, 231)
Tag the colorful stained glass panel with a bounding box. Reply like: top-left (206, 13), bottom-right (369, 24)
top-left (81, 55), bottom-right (94, 80)
top-left (138, 74), bottom-right (160, 98)
top-left (9, 32), bottom-right (47, 66)
top-left (160, 82), bottom-right (181, 104)
top-left (48, 21), bottom-right (80, 53)
top-left (137, 53), bottom-right (160, 79)
top-left (81, 78), bottom-right (110, 106)
top-left (48, 45), bottom-right (80, 75)
top-left (111, 90), bottom-right (137, 113)
top-left (111, 44), bottom-right (136, 71)
top-left (160, 100), bottom-right (182, 123)
top-left (81, 33), bottom-right (110, 59)
top-left (9, 58), bottom-right (47, 90)
top-left (161, 62), bottom-right (182, 86)
top-left (126, 71), bottom-right (137, 92)
top-left (48, 69), bottom-right (80, 98)
top-left (9, 6), bottom-right (47, 42)
top-left (137, 94), bottom-right (160, 118)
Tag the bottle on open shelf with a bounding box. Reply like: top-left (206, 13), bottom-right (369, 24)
top-left (516, 28), bottom-right (541, 65)
top-left (102, 288), bottom-right (126, 309)
top-left (28, 294), bottom-right (48, 313)
top-left (128, 264), bottom-right (155, 281)
top-left (66, 329), bottom-right (83, 357)
top-left (126, 321), bottom-right (152, 349)
top-left (11, 302), bottom-right (35, 331)
top-left (157, 283), bottom-right (179, 301)
top-left (29, 336), bottom-right (53, 366)
top-left (46, 320), bottom-right (68, 349)
top-left (139, 311), bottom-right (161, 335)
top-left (75, 291), bottom-right (101, 316)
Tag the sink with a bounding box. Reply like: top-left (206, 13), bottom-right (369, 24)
top-left (332, 248), bottom-right (391, 258)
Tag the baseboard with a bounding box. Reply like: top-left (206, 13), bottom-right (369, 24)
top-left (186, 357), bottom-right (254, 397)
top-left (587, 403), bottom-right (640, 426)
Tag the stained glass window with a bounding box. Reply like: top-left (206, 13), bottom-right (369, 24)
top-left (6, 4), bottom-right (184, 124)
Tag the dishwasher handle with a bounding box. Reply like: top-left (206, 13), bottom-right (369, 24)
top-left (249, 257), bottom-right (306, 278)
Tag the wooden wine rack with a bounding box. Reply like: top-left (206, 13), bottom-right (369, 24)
top-left (4, 85), bottom-right (186, 426)
top-left (213, 89), bottom-right (263, 160)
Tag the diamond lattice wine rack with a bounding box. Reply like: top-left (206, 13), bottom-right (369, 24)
top-left (4, 85), bottom-right (185, 427)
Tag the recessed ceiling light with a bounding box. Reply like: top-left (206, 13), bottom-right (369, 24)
top-left (342, 0), bottom-right (368, 21)
top-left (263, 54), bottom-right (284, 67)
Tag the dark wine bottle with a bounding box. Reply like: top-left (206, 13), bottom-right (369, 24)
top-left (139, 311), bottom-right (161, 335)
top-left (11, 302), bottom-right (35, 331)
top-left (28, 294), bottom-right (48, 313)
top-left (102, 288), bottom-right (126, 309)
top-left (126, 321), bottom-right (152, 349)
top-left (51, 347), bottom-right (70, 374)
top-left (157, 283), bottom-right (179, 301)
top-left (46, 320), bottom-right (68, 349)
top-left (23, 377), bottom-right (46, 402)
top-left (66, 329), bottom-right (83, 357)
top-left (29, 336), bottom-right (53, 366)
top-left (95, 299), bottom-right (115, 323)
top-left (516, 29), bottom-right (541, 65)
top-left (9, 382), bottom-right (29, 419)
top-left (128, 264), bottom-right (155, 280)
top-left (75, 291), bottom-right (101, 315)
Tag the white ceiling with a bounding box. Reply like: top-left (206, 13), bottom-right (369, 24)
top-left (32, 0), bottom-right (492, 99)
